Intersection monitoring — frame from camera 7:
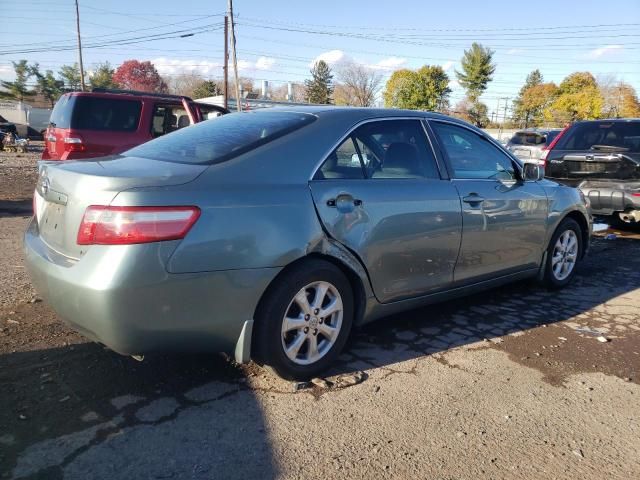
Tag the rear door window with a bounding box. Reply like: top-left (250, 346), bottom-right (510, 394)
top-left (71, 97), bottom-right (141, 131)
top-left (554, 121), bottom-right (640, 152)
top-left (126, 111), bottom-right (316, 164)
top-left (151, 104), bottom-right (191, 137)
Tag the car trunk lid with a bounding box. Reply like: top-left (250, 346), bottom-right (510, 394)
top-left (34, 156), bottom-right (207, 260)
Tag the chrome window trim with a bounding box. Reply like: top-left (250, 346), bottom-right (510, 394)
top-left (309, 116), bottom-right (444, 181)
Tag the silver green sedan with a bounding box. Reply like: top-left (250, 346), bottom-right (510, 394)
top-left (24, 107), bottom-right (591, 379)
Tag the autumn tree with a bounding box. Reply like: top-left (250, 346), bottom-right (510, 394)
top-left (58, 63), bottom-right (84, 92)
top-left (113, 60), bottom-right (167, 93)
top-left (270, 83), bottom-right (306, 102)
top-left (453, 98), bottom-right (490, 127)
top-left (191, 80), bottom-right (222, 99)
top-left (384, 65), bottom-right (451, 111)
top-left (455, 43), bottom-right (496, 102)
top-left (545, 72), bottom-right (603, 122)
top-left (336, 62), bottom-right (383, 107)
top-left (305, 60), bottom-right (334, 104)
top-left (513, 69), bottom-right (545, 127)
top-left (598, 77), bottom-right (640, 118)
top-left (89, 62), bottom-right (117, 89)
top-left (0, 60), bottom-right (36, 101)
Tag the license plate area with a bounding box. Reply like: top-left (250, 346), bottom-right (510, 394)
top-left (39, 198), bottom-right (67, 247)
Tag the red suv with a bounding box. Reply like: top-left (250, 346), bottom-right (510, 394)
top-left (42, 88), bottom-right (228, 160)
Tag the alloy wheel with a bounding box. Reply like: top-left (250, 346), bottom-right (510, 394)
top-left (551, 229), bottom-right (578, 281)
top-left (281, 281), bottom-right (344, 365)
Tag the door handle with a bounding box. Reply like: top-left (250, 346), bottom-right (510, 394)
top-left (462, 193), bottom-right (485, 204)
top-left (327, 194), bottom-right (363, 208)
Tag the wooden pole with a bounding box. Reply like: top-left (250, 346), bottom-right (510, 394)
top-left (74, 0), bottom-right (86, 91)
top-left (227, 0), bottom-right (241, 112)
top-left (223, 16), bottom-right (229, 110)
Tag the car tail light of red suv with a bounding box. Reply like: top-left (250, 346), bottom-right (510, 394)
top-left (541, 125), bottom-right (570, 165)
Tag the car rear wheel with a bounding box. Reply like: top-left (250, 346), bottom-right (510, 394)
top-left (253, 259), bottom-right (354, 380)
top-left (543, 217), bottom-right (582, 289)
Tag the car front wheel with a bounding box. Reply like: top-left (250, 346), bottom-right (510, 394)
top-left (253, 259), bottom-right (354, 380)
top-left (543, 217), bottom-right (582, 289)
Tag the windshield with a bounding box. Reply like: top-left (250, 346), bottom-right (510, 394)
top-left (554, 121), bottom-right (640, 152)
top-left (126, 111), bottom-right (316, 164)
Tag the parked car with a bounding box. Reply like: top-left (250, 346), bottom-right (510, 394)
top-left (25, 108), bottom-right (591, 380)
top-left (506, 128), bottom-right (564, 164)
top-left (42, 88), bottom-right (229, 160)
top-left (544, 119), bottom-right (640, 226)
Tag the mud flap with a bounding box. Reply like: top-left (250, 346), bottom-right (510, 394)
top-left (234, 320), bottom-right (254, 364)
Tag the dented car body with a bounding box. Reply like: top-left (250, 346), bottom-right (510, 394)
top-left (24, 107), bottom-right (591, 378)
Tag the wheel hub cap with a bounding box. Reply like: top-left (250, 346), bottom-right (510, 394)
top-left (551, 230), bottom-right (578, 281)
top-left (281, 281), bottom-right (344, 366)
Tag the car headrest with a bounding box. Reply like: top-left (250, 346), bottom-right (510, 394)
top-left (384, 142), bottom-right (419, 173)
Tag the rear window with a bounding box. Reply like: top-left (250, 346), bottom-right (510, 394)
top-left (71, 97), bottom-right (141, 131)
top-left (554, 121), bottom-right (640, 152)
top-left (509, 132), bottom-right (545, 146)
top-left (545, 131), bottom-right (560, 145)
top-left (49, 95), bottom-right (74, 129)
top-left (126, 111), bottom-right (316, 165)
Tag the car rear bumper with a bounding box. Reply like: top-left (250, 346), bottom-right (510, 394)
top-left (579, 180), bottom-right (640, 215)
top-left (24, 218), bottom-right (280, 356)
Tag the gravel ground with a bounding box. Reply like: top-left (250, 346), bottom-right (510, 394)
top-left (0, 149), bottom-right (639, 479)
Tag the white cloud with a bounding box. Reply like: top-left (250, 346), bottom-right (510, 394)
top-left (372, 57), bottom-right (407, 70)
top-left (254, 56), bottom-right (276, 70)
top-left (310, 50), bottom-right (349, 67)
top-left (586, 44), bottom-right (623, 58)
top-left (441, 61), bottom-right (454, 72)
top-left (506, 48), bottom-right (523, 55)
top-left (152, 57), bottom-right (222, 76)
top-left (151, 56), bottom-right (277, 77)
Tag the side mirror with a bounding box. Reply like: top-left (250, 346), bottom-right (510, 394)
top-left (522, 162), bottom-right (544, 181)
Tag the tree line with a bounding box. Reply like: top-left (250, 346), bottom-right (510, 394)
top-left (2, 44), bottom-right (639, 126)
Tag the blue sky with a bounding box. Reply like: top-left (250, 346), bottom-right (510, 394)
top-left (2, 0), bottom-right (639, 117)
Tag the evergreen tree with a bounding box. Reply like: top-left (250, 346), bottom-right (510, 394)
top-left (305, 60), bottom-right (334, 104)
top-left (0, 60), bottom-right (36, 101)
top-left (455, 43), bottom-right (496, 102)
top-left (35, 69), bottom-right (64, 107)
top-left (58, 63), bottom-right (83, 92)
top-left (192, 80), bottom-right (222, 99)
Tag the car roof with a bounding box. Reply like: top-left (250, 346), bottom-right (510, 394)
top-left (64, 90), bottom-right (192, 103)
top-left (573, 118), bottom-right (640, 124)
top-left (239, 106), bottom-right (479, 129)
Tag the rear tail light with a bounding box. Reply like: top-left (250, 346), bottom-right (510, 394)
top-left (541, 125), bottom-right (570, 164)
top-left (77, 206), bottom-right (201, 245)
top-left (64, 136), bottom-right (85, 153)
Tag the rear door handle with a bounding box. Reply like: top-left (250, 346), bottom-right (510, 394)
top-left (462, 194), bottom-right (485, 204)
top-left (327, 194), bottom-right (362, 209)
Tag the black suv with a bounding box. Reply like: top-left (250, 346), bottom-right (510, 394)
top-left (544, 119), bottom-right (640, 226)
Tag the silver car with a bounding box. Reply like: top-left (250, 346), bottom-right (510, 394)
top-left (25, 108), bottom-right (590, 379)
top-left (506, 128), bottom-right (564, 164)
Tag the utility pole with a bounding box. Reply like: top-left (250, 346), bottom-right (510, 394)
top-left (223, 16), bottom-right (229, 110)
top-left (227, 0), bottom-right (241, 112)
top-left (74, 0), bottom-right (86, 91)
top-left (502, 97), bottom-right (509, 125)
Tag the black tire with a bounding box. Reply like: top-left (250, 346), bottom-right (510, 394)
top-left (252, 259), bottom-right (354, 381)
top-left (542, 217), bottom-right (583, 289)
top-left (609, 215), bottom-right (640, 232)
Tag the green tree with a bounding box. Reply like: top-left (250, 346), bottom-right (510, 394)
top-left (513, 69), bottom-right (545, 127)
top-left (90, 62), bottom-right (117, 89)
top-left (305, 60), bottom-right (334, 104)
top-left (0, 60), bottom-right (35, 101)
top-left (453, 98), bottom-right (490, 127)
top-left (545, 72), bottom-right (603, 122)
top-left (384, 65), bottom-right (451, 111)
top-left (455, 43), bottom-right (496, 102)
top-left (58, 63), bottom-right (83, 92)
top-left (35, 69), bottom-right (64, 107)
top-left (191, 80), bottom-right (222, 99)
